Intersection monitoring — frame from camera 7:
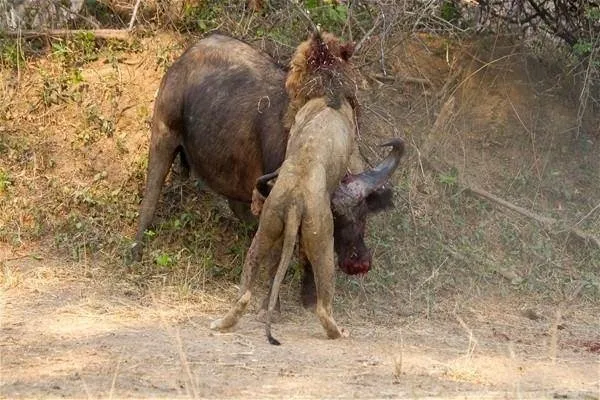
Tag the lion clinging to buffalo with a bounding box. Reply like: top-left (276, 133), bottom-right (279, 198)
top-left (210, 32), bottom-right (404, 344)
top-left (132, 30), bottom-right (404, 342)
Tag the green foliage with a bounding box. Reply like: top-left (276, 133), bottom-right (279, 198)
top-left (40, 69), bottom-right (70, 106)
top-left (0, 39), bottom-right (25, 69)
top-left (155, 43), bottom-right (182, 71)
top-left (584, 5), bottom-right (600, 21)
top-left (181, 1), bottom-right (224, 33)
top-left (438, 167), bottom-right (458, 187)
top-left (304, 1), bottom-right (349, 34)
top-left (51, 32), bottom-right (98, 67)
top-left (82, 106), bottom-right (115, 143)
top-left (440, 0), bottom-right (460, 24)
top-left (573, 40), bottom-right (593, 57)
top-left (39, 33), bottom-right (101, 109)
top-left (155, 252), bottom-right (174, 268)
top-left (39, 66), bottom-right (85, 107)
top-left (51, 41), bottom-right (70, 61)
top-left (73, 32), bottom-right (97, 61)
top-left (0, 170), bottom-right (11, 192)
top-left (259, 26), bottom-right (296, 47)
top-left (572, 6), bottom-right (600, 65)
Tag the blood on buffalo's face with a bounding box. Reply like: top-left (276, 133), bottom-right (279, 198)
top-left (333, 200), bottom-right (371, 275)
top-left (331, 139), bottom-right (405, 275)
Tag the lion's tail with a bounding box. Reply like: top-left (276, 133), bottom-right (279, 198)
top-left (266, 203), bottom-right (302, 346)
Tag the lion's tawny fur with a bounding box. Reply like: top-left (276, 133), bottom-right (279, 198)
top-left (211, 33), bottom-right (360, 343)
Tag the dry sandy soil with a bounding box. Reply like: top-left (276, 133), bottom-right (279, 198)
top-left (1, 31), bottom-right (599, 399)
top-left (1, 242), bottom-right (599, 399)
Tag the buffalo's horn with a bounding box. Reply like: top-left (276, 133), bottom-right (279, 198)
top-left (354, 138), bottom-right (405, 195)
top-left (332, 138), bottom-right (405, 210)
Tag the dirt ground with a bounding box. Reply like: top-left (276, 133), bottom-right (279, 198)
top-left (1, 243), bottom-right (599, 399)
top-left (1, 31), bottom-right (599, 399)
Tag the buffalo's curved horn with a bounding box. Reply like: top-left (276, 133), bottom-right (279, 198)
top-left (332, 138), bottom-right (405, 211)
top-left (353, 138), bottom-right (405, 196)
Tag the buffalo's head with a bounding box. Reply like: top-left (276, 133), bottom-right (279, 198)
top-left (254, 138), bottom-right (405, 275)
top-left (331, 138), bottom-right (405, 275)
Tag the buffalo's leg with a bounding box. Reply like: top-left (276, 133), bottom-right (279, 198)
top-left (228, 199), bottom-right (257, 226)
top-left (177, 148), bottom-right (190, 180)
top-left (131, 120), bottom-right (180, 262)
top-left (299, 250), bottom-right (317, 310)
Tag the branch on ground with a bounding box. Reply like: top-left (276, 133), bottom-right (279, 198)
top-left (2, 29), bottom-right (131, 40)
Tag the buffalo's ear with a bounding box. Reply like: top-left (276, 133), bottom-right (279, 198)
top-left (365, 187), bottom-right (394, 212)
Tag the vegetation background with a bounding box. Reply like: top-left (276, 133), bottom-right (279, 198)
top-left (1, 0), bottom-right (599, 398)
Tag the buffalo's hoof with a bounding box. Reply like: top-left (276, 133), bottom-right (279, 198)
top-left (228, 200), bottom-right (258, 226)
top-left (130, 242), bottom-right (143, 263)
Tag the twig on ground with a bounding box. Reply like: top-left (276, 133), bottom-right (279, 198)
top-left (453, 311), bottom-right (477, 358)
top-left (424, 98), bottom-right (599, 249)
top-left (575, 35), bottom-right (599, 137)
top-left (423, 97), bottom-right (599, 249)
top-left (449, 53), bottom-right (521, 98)
top-left (464, 186), bottom-right (555, 225)
top-left (354, 14), bottom-right (382, 54)
top-left (3, 29), bottom-right (130, 40)
top-left (466, 186), bottom-right (600, 249)
top-left (344, 0), bottom-right (353, 42)
top-left (573, 201), bottom-right (600, 227)
top-left (128, 0), bottom-right (143, 31)
top-left (423, 156), bottom-right (600, 250)
top-left (286, 0), bottom-right (318, 33)
top-left (368, 74), bottom-right (432, 86)
top-left (16, 29), bottom-right (22, 83)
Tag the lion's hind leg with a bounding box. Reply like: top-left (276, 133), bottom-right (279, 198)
top-left (211, 231), bottom-right (276, 331)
